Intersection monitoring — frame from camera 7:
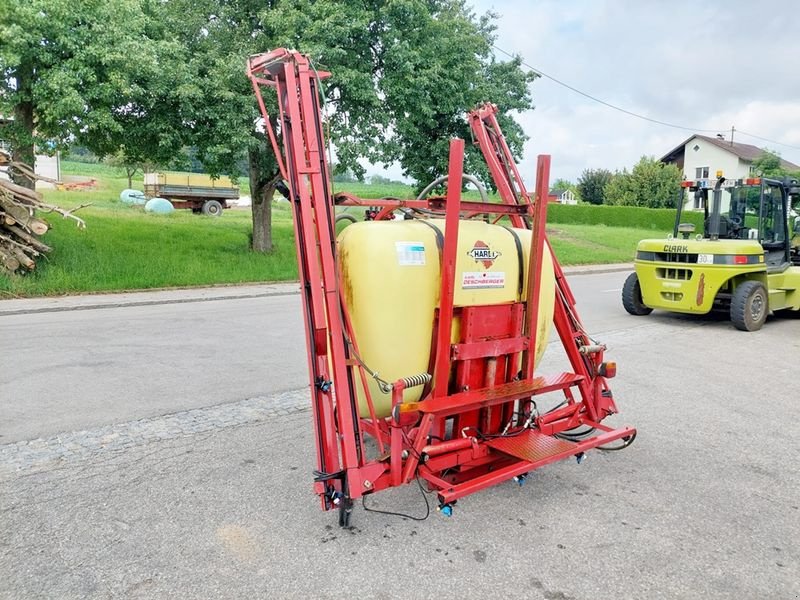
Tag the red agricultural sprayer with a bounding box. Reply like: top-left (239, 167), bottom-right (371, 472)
top-left (247, 48), bottom-right (636, 527)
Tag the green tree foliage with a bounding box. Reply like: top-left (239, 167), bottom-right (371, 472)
top-left (750, 149), bottom-right (800, 179)
top-left (604, 156), bottom-right (682, 208)
top-left (577, 169), bottom-right (613, 205)
top-left (0, 0), bottom-right (192, 188)
top-left (161, 0), bottom-right (536, 251)
top-left (2, 0), bottom-right (536, 251)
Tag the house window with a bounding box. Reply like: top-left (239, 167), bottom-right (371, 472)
top-left (749, 165), bottom-right (757, 175)
top-left (695, 166), bottom-right (709, 179)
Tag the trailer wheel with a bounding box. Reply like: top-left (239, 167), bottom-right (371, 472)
top-left (201, 200), bottom-right (223, 217)
top-left (622, 273), bottom-right (652, 316)
top-left (730, 280), bottom-right (768, 331)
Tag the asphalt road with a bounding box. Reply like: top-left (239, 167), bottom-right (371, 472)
top-left (1, 272), bottom-right (630, 443)
top-left (2, 272), bottom-right (799, 599)
top-left (0, 293), bottom-right (308, 443)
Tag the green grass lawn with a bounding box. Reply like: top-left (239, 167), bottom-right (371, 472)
top-left (0, 161), bottom-right (658, 298)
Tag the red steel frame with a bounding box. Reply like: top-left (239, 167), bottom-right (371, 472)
top-left (247, 49), bottom-right (635, 525)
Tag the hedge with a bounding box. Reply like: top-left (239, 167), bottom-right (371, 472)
top-left (546, 203), bottom-right (704, 230)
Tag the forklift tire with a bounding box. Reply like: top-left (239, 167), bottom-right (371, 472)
top-left (730, 281), bottom-right (768, 331)
top-left (201, 200), bottom-right (223, 217)
top-left (622, 273), bottom-right (652, 316)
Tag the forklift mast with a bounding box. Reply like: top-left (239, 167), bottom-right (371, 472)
top-left (246, 49), bottom-right (635, 525)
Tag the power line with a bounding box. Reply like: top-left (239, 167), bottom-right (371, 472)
top-left (493, 44), bottom-right (800, 153)
top-left (733, 129), bottom-right (800, 152)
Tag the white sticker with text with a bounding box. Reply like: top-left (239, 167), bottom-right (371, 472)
top-left (395, 241), bottom-right (426, 266)
top-left (462, 271), bottom-right (506, 289)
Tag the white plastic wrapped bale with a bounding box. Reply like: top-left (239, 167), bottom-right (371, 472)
top-left (144, 198), bottom-right (175, 214)
top-left (120, 189), bottom-right (147, 205)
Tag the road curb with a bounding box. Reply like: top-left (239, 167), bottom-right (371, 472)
top-left (0, 264), bottom-right (632, 316)
top-left (562, 263), bottom-right (632, 276)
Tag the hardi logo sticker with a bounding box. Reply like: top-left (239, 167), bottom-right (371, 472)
top-left (467, 240), bottom-right (500, 268)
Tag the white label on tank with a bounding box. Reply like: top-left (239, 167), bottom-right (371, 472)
top-left (462, 271), bottom-right (506, 289)
top-left (396, 241), bottom-right (426, 266)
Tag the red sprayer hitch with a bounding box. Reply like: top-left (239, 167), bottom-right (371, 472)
top-left (247, 49), bottom-right (635, 526)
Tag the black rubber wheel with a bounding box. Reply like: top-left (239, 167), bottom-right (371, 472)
top-left (622, 272), bottom-right (652, 316)
top-left (730, 280), bottom-right (768, 331)
top-left (201, 200), bottom-right (223, 217)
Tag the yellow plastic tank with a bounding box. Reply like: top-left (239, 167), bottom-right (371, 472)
top-left (337, 218), bottom-right (556, 418)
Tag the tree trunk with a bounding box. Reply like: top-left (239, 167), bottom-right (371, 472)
top-left (11, 60), bottom-right (36, 191)
top-left (249, 147), bottom-right (277, 253)
top-left (127, 168), bottom-right (133, 189)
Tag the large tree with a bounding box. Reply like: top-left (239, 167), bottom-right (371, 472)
top-left (0, 0), bottom-right (192, 189)
top-left (751, 149), bottom-right (800, 179)
top-left (162, 0), bottom-right (536, 251)
top-left (604, 156), bottom-right (682, 209)
top-left (577, 169), bottom-right (613, 205)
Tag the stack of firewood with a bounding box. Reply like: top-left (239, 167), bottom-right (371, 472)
top-left (0, 155), bottom-right (86, 274)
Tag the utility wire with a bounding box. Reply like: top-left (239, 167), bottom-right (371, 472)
top-left (733, 129), bottom-right (800, 152)
top-left (492, 44), bottom-right (800, 153)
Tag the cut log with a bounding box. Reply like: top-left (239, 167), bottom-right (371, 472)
top-left (8, 245), bottom-right (35, 270)
top-left (0, 177), bottom-right (41, 204)
top-left (0, 160), bottom-right (86, 274)
top-left (5, 224), bottom-right (52, 253)
top-left (0, 196), bottom-right (49, 235)
top-left (0, 243), bottom-right (20, 272)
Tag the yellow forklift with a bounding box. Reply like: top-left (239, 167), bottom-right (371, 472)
top-left (623, 173), bottom-right (800, 331)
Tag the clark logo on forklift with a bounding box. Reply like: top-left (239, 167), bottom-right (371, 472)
top-left (663, 244), bottom-right (689, 253)
top-left (467, 240), bottom-right (500, 268)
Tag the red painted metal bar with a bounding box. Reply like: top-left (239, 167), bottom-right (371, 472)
top-left (432, 139), bottom-right (465, 396)
top-left (334, 194), bottom-right (529, 217)
top-left (401, 373), bottom-right (583, 417)
top-left (251, 61), bottom-right (340, 505)
top-left (248, 52), bottom-right (365, 505)
top-left (340, 291), bottom-right (385, 455)
top-left (522, 155), bottom-right (551, 380)
top-left (439, 426), bottom-right (634, 505)
top-left (467, 106), bottom-right (529, 227)
top-left (450, 336), bottom-right (528, 361)
top-left (247, 78), bottom-right (288, 182)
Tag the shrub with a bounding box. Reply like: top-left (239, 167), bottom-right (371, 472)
top-left (546, 202), bottom-right (703, 230)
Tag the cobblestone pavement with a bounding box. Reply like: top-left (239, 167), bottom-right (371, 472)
top-left (0, 388), bottom-right (309, 482)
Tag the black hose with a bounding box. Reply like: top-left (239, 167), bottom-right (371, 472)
top-left (597, 431), bottom-right (637, 451)
top-left (416, 174), bottom-right (490, 204)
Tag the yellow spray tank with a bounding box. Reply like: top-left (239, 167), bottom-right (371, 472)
top-left (337, 218), bottom-right (556, 418)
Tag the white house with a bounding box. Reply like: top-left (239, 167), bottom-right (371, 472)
top-left (548, 188), bottom-right (577, 204)
top-left (661, 134), bottom-right (799, 210)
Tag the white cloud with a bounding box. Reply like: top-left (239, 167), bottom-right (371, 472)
top-left (473, 0), bottom-right (800, 182)
top-left (365, 0), bottom-right (800, 184)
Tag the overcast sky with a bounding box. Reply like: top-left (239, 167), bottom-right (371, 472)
top-left (384, 0), bottom-right (800, 185)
